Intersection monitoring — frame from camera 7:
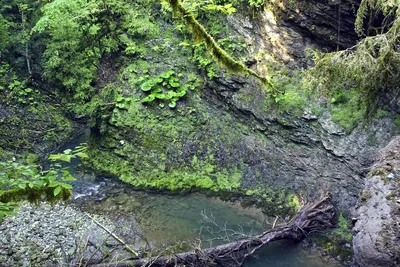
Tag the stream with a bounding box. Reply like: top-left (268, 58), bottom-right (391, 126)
top-left (63, 132), bottom-right (342, 267)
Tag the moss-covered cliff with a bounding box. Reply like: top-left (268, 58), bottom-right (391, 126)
top-left (1, 0), bottom-right (400, 264)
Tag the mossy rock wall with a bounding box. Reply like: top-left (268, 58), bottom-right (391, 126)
top-left (0, 98), bottom-right (78, 161)
top-left (82, 1), bottom-right (400, 214)
top-left (86, 90), bottom-right (300, 212)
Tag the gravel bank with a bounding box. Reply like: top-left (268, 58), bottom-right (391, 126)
top-left (0, 202), bottom-right (124, 266)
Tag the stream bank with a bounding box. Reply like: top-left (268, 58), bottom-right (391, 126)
top-left (0, 168), bottom-right (343, 267)
top-left (1, 1), bottom-right (400, 266)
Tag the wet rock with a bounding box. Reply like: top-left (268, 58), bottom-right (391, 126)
top-left (228, 1), bottom-right (358, 69)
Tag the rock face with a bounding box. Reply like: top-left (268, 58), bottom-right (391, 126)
top-left (353, 137), bottom-right (400, 267)
top-left (228, 0), bottom-right (359, 68)
top-left (205, 72), bottom-right (398, 213)
top-left (85, 1), bottom-right (399, 216)
top-left (0, 97), bottom-right (79, 159)
top-left (274, 0), bottom-right (359, 49)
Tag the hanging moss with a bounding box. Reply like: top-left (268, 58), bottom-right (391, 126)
top-left (167, 0), bottom-right (276, 93)
top-left (310, 1), bottom-right (400, 118)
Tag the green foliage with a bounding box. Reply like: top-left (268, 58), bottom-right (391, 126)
top-left (395, 116), bottom-right (400, 128)
top-left (140, 70), bottom-right (198, 108)
top-left (191, 43), bottom-right (218, 79)
top-left (72, 84), bottom-right (123, 133)
top-left (333, 213), bottom-right (352, 242)
top-left (375, 109), bottom-right (391, 119)
top-left (7, 79), bottom-right (39, 105)
top-left (161, 0), bottom-right (237, 18)
top-left (33, 0), bottom-right (159, 101)
top-left (48, 144), bottom-right (88, 163)
top-left (329, 90), bottom-right (365, 133)
top-left (248, 0), bottom-right (264, 8)
top-left (0, 14), bottom-right (9, 52)
top-left (311, 3), bottom-right (400, 118)
top-left (355, 0), bottom-right (398, 36)
top-left (0, 62), bottom-right (39, 105)
top-left (274, 83), bottom-right (308, 116)
top-left (0, 145), bottom-right (87, 221)
top-left (166, 0), bottom-right (277, 93)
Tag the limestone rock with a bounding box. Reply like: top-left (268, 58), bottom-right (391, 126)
top-left (353, 136), bottom-right (400, 267)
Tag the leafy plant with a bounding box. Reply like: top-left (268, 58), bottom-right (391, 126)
top-left (333, 213), bottom-right (352, 242)
top-left (140, 70), bottom-right (196, 108)
top-left (248, 0), bottom-right (264, 8)
top-left (8, 79), bottom-right (39, 105)
top-left (0, 145), bottom-right (87, 221)
top-left (32, 0), bottom-right (159, 101)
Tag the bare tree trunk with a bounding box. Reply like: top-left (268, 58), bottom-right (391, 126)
top-left (25, 42), bottom-right (32, 75)
top-left (20, 8), bottom-right (32, 76)
top-left (88, 193), bottom-right (335, 267)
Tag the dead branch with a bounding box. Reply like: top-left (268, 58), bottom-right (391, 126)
top-left (84, 212), bottom-right (138, 257)
top-left (88, 193), bottom-right (335, 267)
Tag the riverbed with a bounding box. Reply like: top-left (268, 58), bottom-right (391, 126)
top-left (64, 133), bottom-right (343, 267)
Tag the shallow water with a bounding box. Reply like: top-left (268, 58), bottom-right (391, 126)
top-left (62, 132), bottom-right (343, 267)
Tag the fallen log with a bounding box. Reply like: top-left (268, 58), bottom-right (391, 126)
top-left (90, 193), bottom-right (335, 267)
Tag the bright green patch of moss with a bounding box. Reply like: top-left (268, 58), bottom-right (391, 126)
top-left (333, 213), bottom-right (352, 242)
top-left (85, 92), bottom-right (247, 193)
top-left (394, 115), bottom-right (400, 128)
top-left (329, 90), bottom-right (365, 133)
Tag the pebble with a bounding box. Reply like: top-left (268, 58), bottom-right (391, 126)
top-left (0, 203), bottom-right (116, 266)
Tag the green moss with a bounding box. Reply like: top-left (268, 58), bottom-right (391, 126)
top-left (333, 213), bottom-right (352, 242)
top-left (0, 148), bottom-right (14, 161)
top-left (394, 115), bottom-right (400, 128)
top-left (329, 90), bottom-right (365, 133)
top-left (311, 213), bottom-right (353, 263)
top-left (376, 109), bottom-right (391, 118)
top-left (85, 91), bottom-right (248, 193)
top-left (88, 146), bottom-right (242, 193)
top-left (360, 191), bottom-right (372, 202)
top-left (275, 83), bottom-right (308, 116)
top-left (313, 234), bottom-right (353, 263)
top-left (386, 193), bottom-right (397, 200)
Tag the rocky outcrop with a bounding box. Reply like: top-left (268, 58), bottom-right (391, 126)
top-left (274, 0), bottom-right (359, 49)
top-left (353, 136), bottom-right (400, 267)
top-left (0, 97), bottom-right (79, 159)
top-left (85, 0), bottom-right (399, 216)
top-left (205, 72), bottom-right (398, 213)
top-left (228, 0), bottom-right (359, 68)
